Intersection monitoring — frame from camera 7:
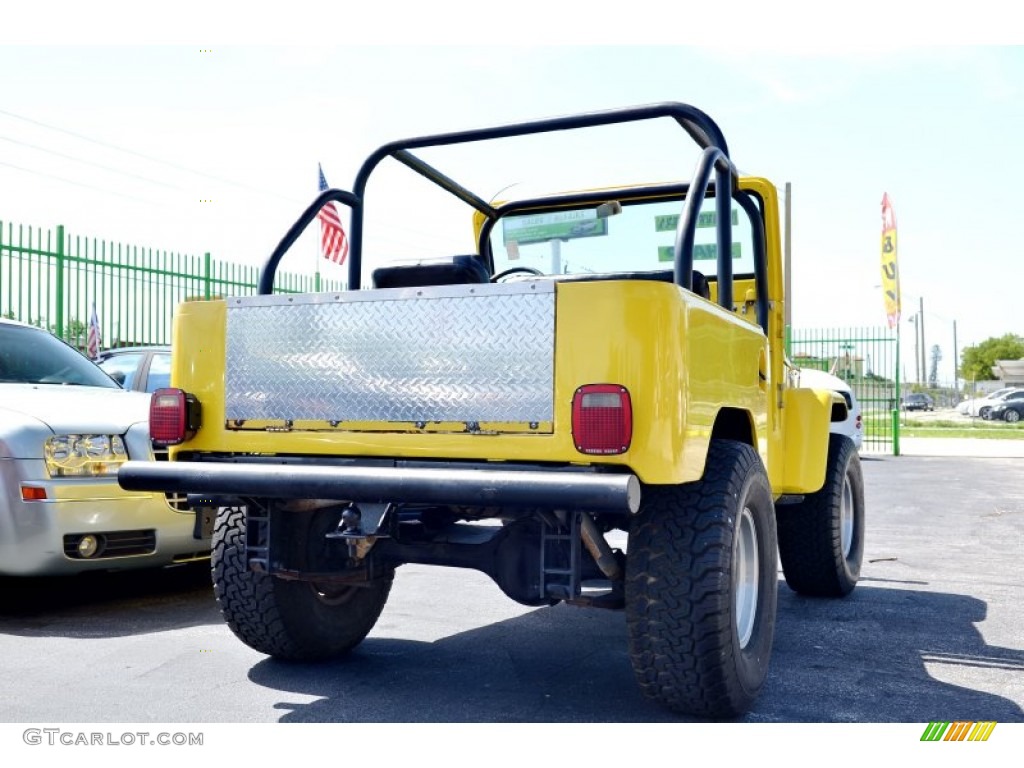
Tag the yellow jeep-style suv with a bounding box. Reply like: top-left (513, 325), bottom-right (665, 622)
top-left (119, 102), bottom-right (865, 718)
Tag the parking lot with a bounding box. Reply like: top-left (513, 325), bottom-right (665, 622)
top-left (900, 405), bottom-right (1023, 427)
top-left (0, 450), bottom-right (1021, 724)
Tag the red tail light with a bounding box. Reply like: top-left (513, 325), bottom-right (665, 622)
top-left (572, 384), bottom-right (632, 455)
top-left (150, 388), bottom-right (201, 446)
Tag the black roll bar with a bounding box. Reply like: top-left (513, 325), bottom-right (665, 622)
top-left (735, 191), bottom-right (770, 335)
top-left (258, 188), bottom-right (360, 295)
top-left (259, 102), bottom-right (735, 294)
top-left (673, 146), bottom-right (736, 310)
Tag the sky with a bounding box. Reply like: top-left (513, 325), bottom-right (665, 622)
top-left (1, 5), bottom-right (1022, 390)
top-left (2, 1), bottom-right (1023, 755)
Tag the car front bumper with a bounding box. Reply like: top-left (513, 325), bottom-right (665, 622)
top-left (0, 458), bottom-right (208, 576)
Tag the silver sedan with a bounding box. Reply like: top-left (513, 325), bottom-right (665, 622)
top-left (0, 319), bottom-right (208, 576)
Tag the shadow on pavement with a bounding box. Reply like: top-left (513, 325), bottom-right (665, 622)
top-left (0, 560), bottom-right (221, 637)
top-left (247, 582), bottom-right (1024, 723)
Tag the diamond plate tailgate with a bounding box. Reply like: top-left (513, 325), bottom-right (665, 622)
top-left (224, 282), bottom-right (555, 430)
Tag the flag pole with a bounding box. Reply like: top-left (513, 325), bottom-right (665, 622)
top-left (894, 316), bottom-right (901, 456)
top-left (315, 163), bottom-right (322, 293)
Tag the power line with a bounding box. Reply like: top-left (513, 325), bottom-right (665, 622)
top-left (0, 133), bottom-right (183, 190)
top-left (0, 159), bottom-right (160, 205)
top-left (0, 107), bottom-right (301, 203)
top-left (0, 108), bottom-right (494, 252)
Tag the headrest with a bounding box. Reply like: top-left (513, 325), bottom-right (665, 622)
top-left (372, 255), bottom-right (490, 289)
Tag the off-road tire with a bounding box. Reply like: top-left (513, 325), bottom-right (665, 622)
top-left (625, 439), bottom-right (778, 718)
top-left (777, 434), bottom-right (864, 597)
top-left (212, 505), bottom-right (393, 660)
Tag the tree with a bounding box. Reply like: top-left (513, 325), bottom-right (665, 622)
top-left (929, 344), bottom-right (942, 388)
top-left (64, 318), bottom-right (87, 347)
top-left (961, 334), bottom-right (1024, 382)
top-left (43, 318), bottom-right (86, 344)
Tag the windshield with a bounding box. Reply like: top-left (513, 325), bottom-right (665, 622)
top-left (0, 324), bottom-right (121, 388)
top-left (489, 194), bottom-right (756, 279)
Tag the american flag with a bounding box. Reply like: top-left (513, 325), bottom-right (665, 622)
top-left (86, 301), bottom-right (102, 360)
top-left (317, 164), bottom-right (349, 265)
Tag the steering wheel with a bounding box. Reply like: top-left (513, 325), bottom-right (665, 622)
top-left (491, 266), bottom-right (544, 282)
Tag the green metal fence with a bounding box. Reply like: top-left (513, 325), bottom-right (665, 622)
top-left (1, 220), bottom-right (342, 349)
top-left (788, 326), bottom-right (899, 454)
top-left (3, 218), bottom-right (905, 455)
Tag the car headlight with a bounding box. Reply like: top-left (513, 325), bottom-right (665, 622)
top-left (44, 434), bottom-right (128, 477)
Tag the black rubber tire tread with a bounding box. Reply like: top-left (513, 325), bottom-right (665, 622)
top-left (776, 434), bottom-right (865, 597)
top-left (625, 439), bottom-right (778, 719)
top-left (212, 506), bottom-right (393, 661)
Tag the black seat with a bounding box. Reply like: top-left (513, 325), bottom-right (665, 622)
top-left (372, 255), bottom-right (491, 289)
top-left (691, 270), bottom-right (711, 299)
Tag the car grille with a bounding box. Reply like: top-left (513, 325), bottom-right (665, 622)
top-left (63, 530), bottom-right (157, 559)
top-left (152, 445), bottom-right (191, 512)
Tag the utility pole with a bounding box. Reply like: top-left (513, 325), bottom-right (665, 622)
top-left (919, 296), bottom-right (926, 389)
top-left (910, 314), bottom-right (921, 384)
top-left (953, 320), bottom-right (959, 399)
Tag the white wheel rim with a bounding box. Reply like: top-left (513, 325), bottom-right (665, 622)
top-left (735, 506), bottom-right (759, 648)
top-left (840, 472), bottom-right (855, 560)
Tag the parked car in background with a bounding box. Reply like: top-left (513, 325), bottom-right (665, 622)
top-left (988, 390), bottom-right (1024, 423)
top-left (902, 393), bottom-right (934, 412)
top-left (795, 367), bottom-right (863, 450)
top-left (977, 388), bottom-right (1024, 420)
top-left (95, 345), bottom-right (171, 393)
top-left (0, 321), bottom-right (206, 576)
top-left (957, 387), bottom-right (1021, 418)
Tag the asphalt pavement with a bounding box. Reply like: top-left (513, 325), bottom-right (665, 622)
top-left (0, 447), bottom-right (1021, 725)
top-left (895, 437), bottom-right (1024, 458)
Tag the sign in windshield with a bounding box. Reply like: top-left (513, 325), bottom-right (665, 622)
top-left (502, 210), bottom-right (608, 246)
top-left (491, 197), bottom-right (753, 278)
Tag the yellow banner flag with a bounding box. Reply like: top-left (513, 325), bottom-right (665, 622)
top-left (880, 193), bottom-right (900, 328)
